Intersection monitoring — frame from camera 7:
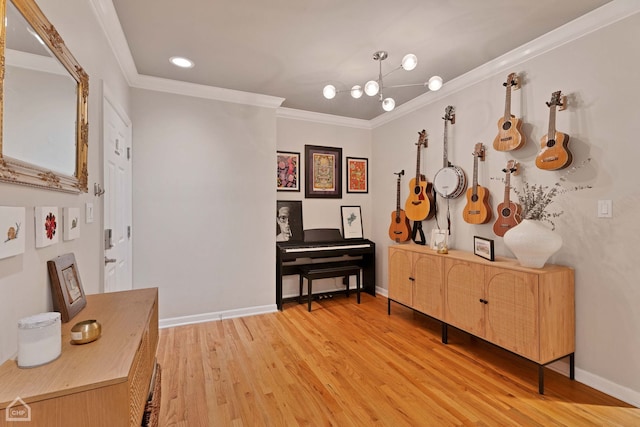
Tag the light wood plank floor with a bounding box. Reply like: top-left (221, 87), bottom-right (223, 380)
top-left (156, 294), bottom-right (639, 426)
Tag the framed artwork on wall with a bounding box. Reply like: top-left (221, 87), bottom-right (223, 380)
top-left (63, 207), bottom-right (81, 241)
top-left (47, 253), bottom-right (87, 322)
top-left (35, 207), bottom-right (59, 248)
top-left (304, 145), bottom-right (342, 198)
top-left (277, 151), bottom-right (300, 191)
top-left (346, 157), bottom-right (368, 193)
top-left (276, 200), bottom-right (304, 243)
top-left (0, 206), bottom-right (25, 260)
top-left (340, 205), bottom-right (363, 239)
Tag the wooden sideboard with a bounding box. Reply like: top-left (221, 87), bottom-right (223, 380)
top-left (0, 288), bottom-right (159, 427)
top-left (388, 244), bottom-right (575, 393)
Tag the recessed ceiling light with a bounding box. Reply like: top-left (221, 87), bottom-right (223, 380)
top-left (169, 56), bottom-right (194, 68)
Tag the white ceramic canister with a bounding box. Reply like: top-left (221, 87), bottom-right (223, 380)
top-left (17, 312), bottom-right (61, 368)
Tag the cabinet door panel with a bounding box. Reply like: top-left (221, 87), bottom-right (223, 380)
top-left (444, 259), bottom-right (484, 335)
top-left (413, 253), bottom-right (443, 318)
top-left (485, 269), bottom-right (539, 359)
top-left (389, 248), bottom-right (413, 306)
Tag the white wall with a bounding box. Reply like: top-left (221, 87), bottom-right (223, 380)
top-left (130, 89), bottom-right (278, 322)
top-left (276, 116), bottom-right (372, 296)
top-left (0, 0), bottom-right (130, 364)
top-left (371, 12), bottom-right (640, 405)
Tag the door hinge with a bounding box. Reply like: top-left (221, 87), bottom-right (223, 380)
top-left (127, 225), bottom-right (131, 239)
top-left (127, 147), bottom-right (131, 160)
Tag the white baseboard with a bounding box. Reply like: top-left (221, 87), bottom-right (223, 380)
top-left (574, 366), bottom-right (640, 407)
top-left (159, 304), bottom-right (278, 329)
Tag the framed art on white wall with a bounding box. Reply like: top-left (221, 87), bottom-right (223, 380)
top-left (35, 207), bottom-right (59, 248)
top-left (0, 206), bottom-right (25, 259)
top-left (341, 206), bottom-right (363, 239)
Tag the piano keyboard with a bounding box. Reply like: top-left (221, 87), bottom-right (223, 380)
top-left (284, 243), bottom-right (371, 253)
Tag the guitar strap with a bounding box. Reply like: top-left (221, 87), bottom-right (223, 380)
top-left (411, 221), bottom-right (426, 245)
top-left (446, 199), bottom-right (452, 235)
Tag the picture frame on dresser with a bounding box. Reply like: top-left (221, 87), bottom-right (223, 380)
top-left (429, 229), bottom-right (448, 251)
top-left (47, 253), bottom-right (87, 322)
top-left (473, 236), bottom-right (495, 261)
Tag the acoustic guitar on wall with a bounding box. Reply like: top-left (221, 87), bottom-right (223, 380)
top-left (535, 90), bottom-right (572, 170)
top-left (492, 160), bottom-right (522, 237)
top-left (462, 143), bottom-right (492, 224)
top-left (405, 130), bottom-right (435, 221)
top-left (493, 72), bottom-right (526, 152)
top-left (388, 170), bottom-right (411, 242)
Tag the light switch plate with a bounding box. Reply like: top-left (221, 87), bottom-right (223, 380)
top-left (85, 202), bottom-right (94, 223)
top-left (597, 200), bottom-right (612, 218)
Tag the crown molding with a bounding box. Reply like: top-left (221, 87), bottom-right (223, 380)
top-left (132, 74), bottom-right (285, 109)
top-left (276, 107), bottom-right (372, 129)
top-left (371, 0), bottom-right (640, 128)
top-left (91, 0), bottom-right (640, 121)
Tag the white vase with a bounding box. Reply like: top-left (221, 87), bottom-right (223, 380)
top-left (503, 219), bottom-right (563, 268)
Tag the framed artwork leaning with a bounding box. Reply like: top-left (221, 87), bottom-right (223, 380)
top-left (305, 145), bottom-right (342, 198)
top-left (341, 206), bottom-right (363, 239)
top-left (276, 200), bottom-right (304, 243)
top-left (47, 253), bottom-right (87, 322)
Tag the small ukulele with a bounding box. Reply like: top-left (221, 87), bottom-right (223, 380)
top-left (492, 160), bottom-right (522, 237)
top-left (535, 90), bottom-right (572, 170)
top-left (388, 170), bottom-right (411, 243)
top-left (493, 72), bottom-right (526, 151)
top-left (462, 143), bottom-right (492, 224)
top-left (404, 130), bottom-right (435, 221)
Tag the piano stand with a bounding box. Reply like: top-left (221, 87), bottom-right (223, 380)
top-left (299, 264), bottom-right (361, 312)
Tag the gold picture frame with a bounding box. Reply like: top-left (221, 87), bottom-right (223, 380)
top-left (47, 253), bottom-right (87, 322)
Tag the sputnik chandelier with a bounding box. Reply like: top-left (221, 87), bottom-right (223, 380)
top-left (322, 50), bottom-right (443, 112)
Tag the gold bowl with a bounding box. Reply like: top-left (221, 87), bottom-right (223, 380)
top-left (70, 319), bottom-right (101, 344)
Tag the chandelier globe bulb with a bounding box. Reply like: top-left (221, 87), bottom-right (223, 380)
top-left (351, 85), bottom-right (363, 99)
top-left (364, 80), bottom-right (379, 96)
top-left (428, 76), bottom-right (443, 91)
top-left (382, 97), bottom-right (395, 112)
top-left (401, 54), bottom-right (418, 71)
top-left (323, 84), bottom-right (337, 99)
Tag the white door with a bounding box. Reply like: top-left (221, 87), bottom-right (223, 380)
top-left (103, 93), bottom-right (132, 292)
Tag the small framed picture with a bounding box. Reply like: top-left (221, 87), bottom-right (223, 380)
top-left (277, 151), bottom-right (300, 191)
top-left (35, 206), bottom-right (59, 248)
top-left (47, 253), bottom-right (87, 322)
top-left (346, 157), bottom-right (368, 193)
top-left (340, 206), bottom-right (363, 239)
top-left (276, 200), bottom-right (304, 243)
top-left (474, 236), bottom-right (495, 261)
top-left (430, 229), bottom-right (448, 251)
top-left (305, 145), bottom-right (342, 198)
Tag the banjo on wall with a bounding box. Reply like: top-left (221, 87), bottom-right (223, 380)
top-left (433, 106), bottom-right (466, 199)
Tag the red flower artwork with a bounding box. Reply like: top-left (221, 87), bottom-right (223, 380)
top-left (45, 213), bottom-right (57, 240)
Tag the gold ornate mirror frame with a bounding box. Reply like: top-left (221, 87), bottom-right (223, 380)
top-left (0, 0), bottom-right (89, 193)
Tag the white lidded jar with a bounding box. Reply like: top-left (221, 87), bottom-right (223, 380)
top-left (17, 312), bottom-right (61, 368)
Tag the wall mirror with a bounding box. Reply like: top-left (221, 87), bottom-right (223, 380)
top-left (0, 0), bottom-right (88, 193)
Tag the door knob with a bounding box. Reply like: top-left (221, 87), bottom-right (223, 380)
top-left (104, 257), bottom-right (116, 264)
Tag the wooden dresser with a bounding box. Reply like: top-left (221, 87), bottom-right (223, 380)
top-left (388, 244), bottom-right (574, 393)
top-left (0, 288), bottom-right (159, 427)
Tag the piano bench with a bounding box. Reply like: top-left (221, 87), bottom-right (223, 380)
top-left (298, 264), bottom-right (361, 312)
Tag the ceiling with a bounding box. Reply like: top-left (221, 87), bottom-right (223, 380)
top-left (109, 0), bottom-right (612, 121)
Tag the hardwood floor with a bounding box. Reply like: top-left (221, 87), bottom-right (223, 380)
top-left (156, 294), bottom-right (639, 426)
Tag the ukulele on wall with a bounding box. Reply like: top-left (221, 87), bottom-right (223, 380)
top-left (535, 90), bottom-right (572, 170)
top-left (388, 170), bottom-right (411, 243)
top-left (493, 72), bottom-right (526, 151)
top-left (492, 160), bottom-right (522, 237)
top-left (462, 143), bottom-right (492, 224)
top-left (404, 130), bottom-right (435, 221)
top-left (433, 106), bottom-right (467, 199)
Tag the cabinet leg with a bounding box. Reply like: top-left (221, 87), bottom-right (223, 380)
top-left (538, 365), bottom-right (545, 394)
top-left (570, 353), bottom-right (575, 380)
top-left (442, 323), bottom-right (448, 344)
top-left (387, 299), bottom-right (391, 315)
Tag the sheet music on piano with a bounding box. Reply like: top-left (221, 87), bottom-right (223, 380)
top-left (276, 228), bottom-right (376, 310)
